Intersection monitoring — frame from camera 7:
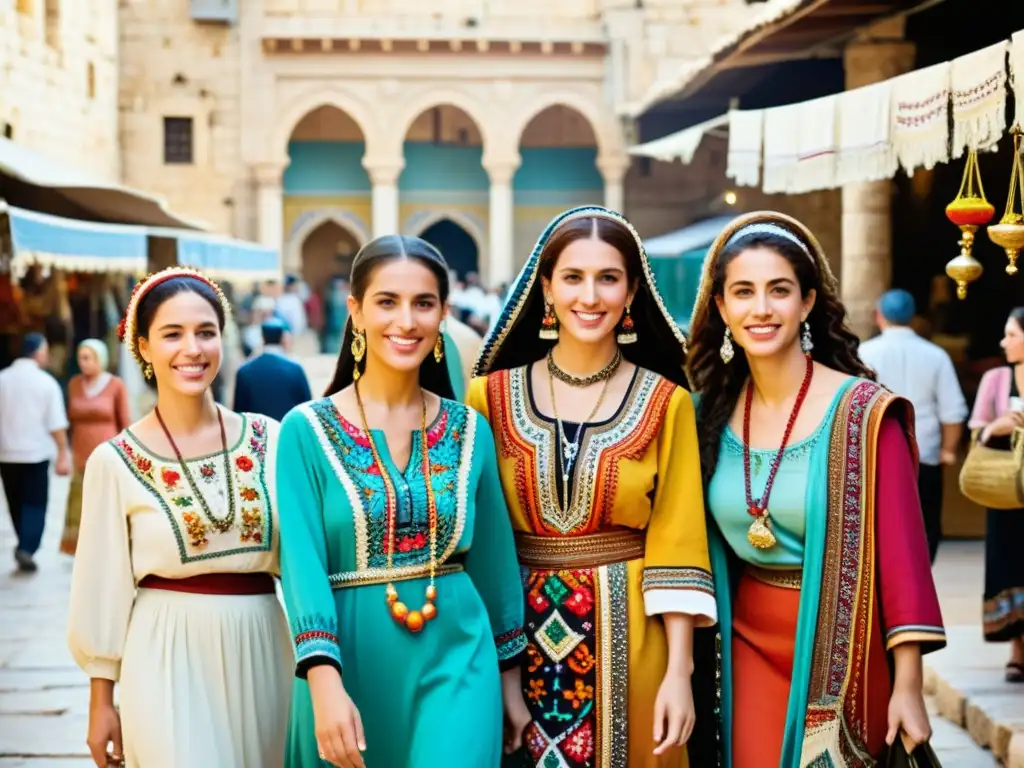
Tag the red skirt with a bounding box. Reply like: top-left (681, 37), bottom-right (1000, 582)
top-left (732, 570), bottom-right (801, 768)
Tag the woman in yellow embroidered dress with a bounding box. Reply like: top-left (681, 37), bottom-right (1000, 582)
top-left (67, 268), bottom-right (292, 768)
top-left (468, 205), bottom-right (716, 767)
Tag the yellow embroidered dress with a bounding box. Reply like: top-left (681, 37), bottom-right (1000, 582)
top-left (468, 206), bottom-right (716, 768)
top-left (67, 414), bottom-right (292, 768)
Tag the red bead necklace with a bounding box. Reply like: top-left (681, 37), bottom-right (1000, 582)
top-left (742, 354), bottom-right (814, 549)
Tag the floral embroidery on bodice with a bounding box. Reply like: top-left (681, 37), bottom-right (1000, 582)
top-left (306, 398), bottom-right (473, 571)
top-left (110, 414), bottom-right (273, 564)
top-left (490, 366), bottom-right (676, 536)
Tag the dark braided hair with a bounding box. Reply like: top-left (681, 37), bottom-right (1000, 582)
top-left (686, 229), bottom-right (873, 486)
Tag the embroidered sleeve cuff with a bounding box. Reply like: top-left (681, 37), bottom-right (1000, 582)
top-left (294, 628), bottom-right (343, 679)
top-left (885, 626), bottom-right (947, 654)
top-left (496, 627), bottom-right (528, 665)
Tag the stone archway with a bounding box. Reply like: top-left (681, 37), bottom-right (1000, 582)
top-left (418, 218), bottom-right (480, 279)
top-left (297, 218), bottom-right (363, 301)
top-left (407, 208), bottom-right (487, 279)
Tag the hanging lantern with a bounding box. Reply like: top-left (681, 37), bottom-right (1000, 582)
top-left (987, 124), bottom-right (1024, 276)
top-left (945, 149), bottom-right (994, 299)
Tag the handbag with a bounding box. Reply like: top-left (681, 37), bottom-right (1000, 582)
top-left (959, 427), bottom-right (1024, 509)
top-left (884, 735), bottom-right (942, 767)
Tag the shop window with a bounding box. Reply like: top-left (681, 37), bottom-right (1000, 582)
top-left (163, 117), bottom-right (194, 164)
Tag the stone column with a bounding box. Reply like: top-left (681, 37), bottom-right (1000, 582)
top-left (841, 27), bottom-right (915, 338)
top-left (484, 158), bottom-right (521, 287)
top-left (598, 155), bottom-right (630, 215)
top-left (363, 158), bottom-right (404, 238)
top-left (253, 161), bottom-right (286, 255)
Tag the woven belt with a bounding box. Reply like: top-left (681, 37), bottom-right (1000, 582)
top-left (515, 529), bottom-right (645, 569)
top-left (746, 564), bottom-right (802, 590)
top-left (329, 561), bottom-right (465, 590)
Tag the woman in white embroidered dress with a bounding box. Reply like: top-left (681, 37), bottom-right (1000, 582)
top-left (67, 268), bottom-right (292, 768)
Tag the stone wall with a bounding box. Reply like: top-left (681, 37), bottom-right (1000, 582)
top-left (118, 0), bottom-right (244, 234)
top-left (0, 0), bottom-right (120, 180)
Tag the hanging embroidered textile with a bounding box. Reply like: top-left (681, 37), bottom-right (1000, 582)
top-left (951, 40), bottom-right (1009, 157)
top-left (762, 103), bottom-right (801, 194)
top-left (726, 109), bottom-right (764, 188)
top-left (1011, 31), bottom-right (1024, 130)
top-left (891, 62), bottom-right (951, 174)
top-left (791, 95), bottom-right (838, 193)
top-left (837, 81), bottom-right (896, 185)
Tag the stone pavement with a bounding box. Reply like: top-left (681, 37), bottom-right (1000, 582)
top-left (0, 466), bottom-right (1003, 765)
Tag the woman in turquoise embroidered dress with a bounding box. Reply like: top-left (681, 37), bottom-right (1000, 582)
top-left (686, 212), bottom-right (946, 768)
top-left (278, 235), bottom-right (530, 768)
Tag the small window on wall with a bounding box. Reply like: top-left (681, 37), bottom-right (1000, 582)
top-left (86, 62), bottom-right (96, 99)
top-left (2, 123), bottom-right (13, 140)
top-left (163, 117), bottom-right (194, 164)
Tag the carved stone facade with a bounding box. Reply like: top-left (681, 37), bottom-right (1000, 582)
top-left (110, 0), bottom-right (761, 283)
top-left (0, 0), bottom-right (120, 180)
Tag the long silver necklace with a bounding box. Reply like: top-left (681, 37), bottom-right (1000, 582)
top-left (547, 368), bottom-right (613, 510)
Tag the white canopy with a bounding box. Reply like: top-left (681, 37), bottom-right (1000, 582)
top-left (629, 114), bottom-right (730, 164)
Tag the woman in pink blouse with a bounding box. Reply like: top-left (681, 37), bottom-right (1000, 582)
top-left (61, 339), bottom-right (130, 555)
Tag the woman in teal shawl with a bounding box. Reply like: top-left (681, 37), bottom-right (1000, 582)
top-left (686, 212), bottom-right (946, 767)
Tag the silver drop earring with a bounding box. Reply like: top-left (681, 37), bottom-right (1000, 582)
top-left (801, 321), bottom-right (813, 354)
top-left (720, 327), bottom-right (735, 364)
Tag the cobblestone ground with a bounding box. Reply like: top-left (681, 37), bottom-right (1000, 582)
top-left (0, 363), bottom-right (1002, 765)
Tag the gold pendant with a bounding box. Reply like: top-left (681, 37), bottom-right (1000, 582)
top-left (747, 513), bottom-right (777, 549)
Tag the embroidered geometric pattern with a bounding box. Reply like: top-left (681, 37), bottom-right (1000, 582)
top-left (536, 610), bottom-right (585, 662)
top-left (307, 398), bottom-right (466, 571)
top-left (641, 566), bottom-right (715, 597)
top-left (108, 415), bottom-right (273, 564)
top-left (496, 627), bottom-right (528, 662)
top-left (293, 614), bottom-right (342, 669)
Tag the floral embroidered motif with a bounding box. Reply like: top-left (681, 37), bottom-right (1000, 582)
top-left (109, 416), bottom-right (273, 564)
top-left (161, 467), bottom-right (180, 490)
top-left (181, 511), bottom-right (209, 549)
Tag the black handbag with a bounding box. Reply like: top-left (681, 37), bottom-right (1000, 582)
top-left (885, 736), bottom-right (942, 768)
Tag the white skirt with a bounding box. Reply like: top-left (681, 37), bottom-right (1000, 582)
top-left (119, 587), bottom-right (293, 768)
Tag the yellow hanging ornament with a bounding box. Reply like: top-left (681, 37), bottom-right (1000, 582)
top-left (945, 149), bottom-right (994, 299)
top-left (987, 124), bottom-right (1024, 276)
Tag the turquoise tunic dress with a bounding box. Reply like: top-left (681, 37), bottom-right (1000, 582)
top-left (278, 397), bottom-right (527, 768)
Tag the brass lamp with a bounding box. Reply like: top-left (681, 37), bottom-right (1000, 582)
top-left (987, 124), bottom-right (1024, 275)
top-left (945, 149), bottom-right (994, 299)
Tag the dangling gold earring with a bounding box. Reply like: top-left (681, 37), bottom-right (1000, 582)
top-left (617, 304), bottom-right (637, 345)
top-left (351, 327), bottom-right (366, 381)
top-left (143, 362), bottom-right (154, 380)
top-left (539, 300), bottom-right (559, 340)
top-left (434, 333), bottom-right (445, 363)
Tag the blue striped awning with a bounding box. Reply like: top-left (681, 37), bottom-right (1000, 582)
top-left (152, 229), bottom-right (281, 281)
top-left (4, 203), bottom-right (149, 277)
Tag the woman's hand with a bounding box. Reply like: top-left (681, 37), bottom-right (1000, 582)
top-left (652, 669), bottom-right (695, 756)
top-left (887, 642), bottom-right (931, 754)
top-left (501, 666), bottom-right (533, 754)
top-left (983, 411), bottom-right (1024, 440)
top-left (86, 700), bottom-right (122, 767)
top-left (886, 685), bottom-right (932, 753)
top-left (307, 666), bottom-right (366, 768)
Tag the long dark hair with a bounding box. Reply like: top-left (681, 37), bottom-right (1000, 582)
top-left (686, 228), bottom-right (873, 485)
top-left (136, 276), bottom-right (226, 390)
top-left (481, 215), bottom-right (689, 388)
top-left (323, 235), bottom-right (456, 400)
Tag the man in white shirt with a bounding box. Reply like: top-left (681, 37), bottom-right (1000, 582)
top-left (859, 290), bottom-right (968, 563)
top-left (0, 333), bottom-right (70, 571)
